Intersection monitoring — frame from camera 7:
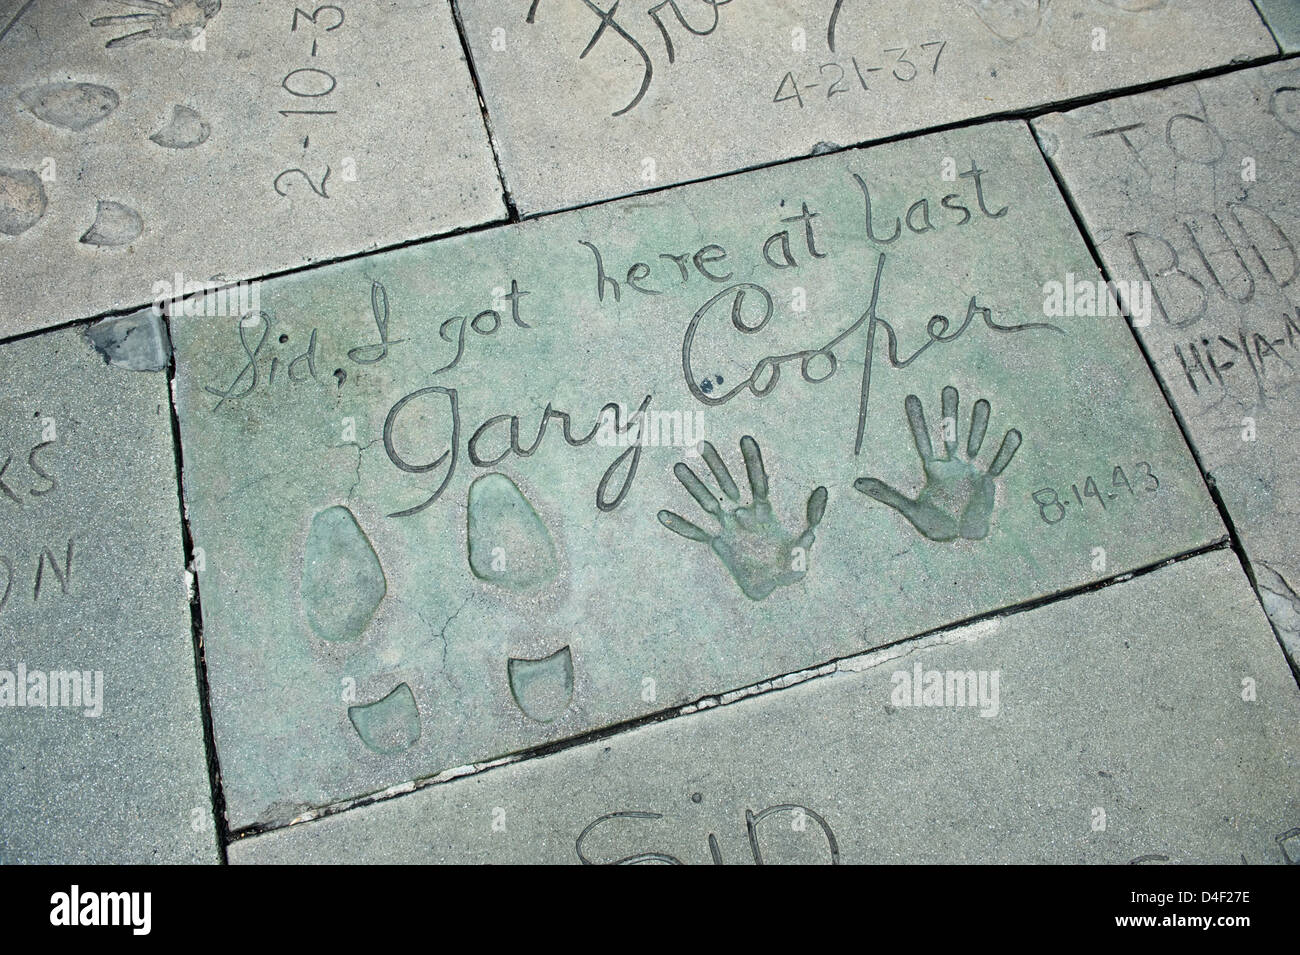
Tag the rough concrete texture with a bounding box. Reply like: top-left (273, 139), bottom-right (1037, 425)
top-left (172, 119), bottom-right (1222, 831)
top-left (1253, 0), bottom-right (1300, 52)
top-left (0, 0), bottom-right (506, 338)
top-left (1035, 61), bottom-right (1300, 669)
top-left (229, 549), bottom-right (1300, 864)
top-left (0, 327), bottom-right (217, 863)
top-left (458, 0), bottom-right (1274, 213)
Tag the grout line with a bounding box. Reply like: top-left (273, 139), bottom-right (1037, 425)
top-left (447, 0), bottom-right (521, 222)
top-left (161, 333), bottom-right (233, 865)
top-left (1248, 0), bottom-right (1286, 54)
top-left (4, 16), bottom-right (1295, 849)
top-left (227, 536), bottom-right (1231, 843)
top-left (1032, 124), bottom-right (1300, 690)
top-left (217, 41), bottom-right (1300, 843)
top-left (0, 213), bottom-right (512, 350)
top-left (0, 298), bottom-right (162, 349)
top-left (510, 49), bottom-right (1296, 220)
top-left (4, 49), bottom-right (1296, 350)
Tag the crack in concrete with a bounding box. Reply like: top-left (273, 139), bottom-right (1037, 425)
top-left (342, 437), bottom-right (383, 503)
top-left (433, 596), bottom-right (470, 672)
top-left (1254, 560), bottom-right (1300, 668)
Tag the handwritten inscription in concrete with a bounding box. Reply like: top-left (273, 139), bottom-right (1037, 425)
top-left (458, 0), bottom-right (1274, 213)
top-left (172, 120), bottom-right (1223, 830)
top-left (0, 0), bottom-right (504, 338)
top-left (0, 323), bottom-right (217, 863)
top-left (1035, 62), bottom-right (1300, 668)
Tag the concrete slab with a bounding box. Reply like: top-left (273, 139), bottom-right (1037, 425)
top-left (170, 119), bottom-right (1223, 831)
top-left (457, 0), bottom-right (1275, 213)
top-left (229, 549), bottom-right (1300, 864)
top-left (0, 325), bottom-right (218, 863)
top-left (1253, 0), bottom-right (1300, 52)
top-left (1034, 61), bottom-right (1300, 669)
top-left (0, 0), bottom-right (506, 338)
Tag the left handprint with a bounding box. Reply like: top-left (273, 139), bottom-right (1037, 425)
top-left (658, 436), bottom-right (828, 601)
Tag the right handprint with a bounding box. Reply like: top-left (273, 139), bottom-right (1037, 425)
top-left (854, 386), bottom-right (1021, 542)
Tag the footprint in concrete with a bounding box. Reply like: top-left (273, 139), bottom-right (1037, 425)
top-left (149, 104), bottom-right (210, 148)
top-left (467, 473), bottom-right (558, 590)
top-left (0, 168), bottom-right (47, 237)
top-left (79, 199), bottom-right (143, 247)
top-left (507, 646), bottom-right (574, 723)
top-left (301, 505), bottom-right (386, 642)
top-left (348, 683), bottom-right (420, 755)
top-left (19, 82), bottom-right (119, 130)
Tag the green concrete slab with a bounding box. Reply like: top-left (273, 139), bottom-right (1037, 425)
top-left (171, 119), bottom-right (1223, 831)
top-left (1253, 0), bottom-right (1300, 51)
top-left (0, 322), bottom-right (218, 863)
top-left (229, 549), bottom-right (1300, 863)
